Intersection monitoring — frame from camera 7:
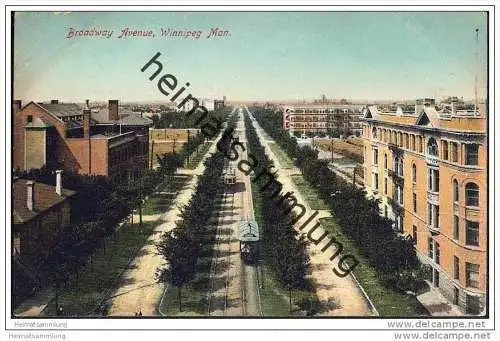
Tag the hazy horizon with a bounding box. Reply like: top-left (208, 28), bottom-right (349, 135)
top-left (14, 12), bottom-right (488, 103)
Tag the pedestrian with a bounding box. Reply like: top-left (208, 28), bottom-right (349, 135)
top-left (138, 310), bottom-right (142, 317)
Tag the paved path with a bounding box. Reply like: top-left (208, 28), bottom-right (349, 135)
top-left (417, 282), bottom-right (463, 316)
top-left (246, 107), bottom-right (373, 317)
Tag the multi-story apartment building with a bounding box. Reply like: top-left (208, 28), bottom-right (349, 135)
top-left (361, 99), bottom-right (487, 315)
top-left (282, 105), bottom-right (363, 136)
top-left (13, 99), bottom-right (152, 182)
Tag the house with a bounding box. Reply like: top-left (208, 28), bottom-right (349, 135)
top-left (12, 171), bottom-right (76, 260)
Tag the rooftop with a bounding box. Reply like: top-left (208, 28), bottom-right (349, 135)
top-left (13, 178), bottom-right (77, 224)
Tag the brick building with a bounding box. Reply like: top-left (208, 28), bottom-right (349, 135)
top-left (13, 99), bottom-right (153, 182)
top-left (12, 171), bottom-right (76, 260)
top-left (282, 104), bottom-right (363, 136)
top-left (361, 99), bottom-right (487, 315)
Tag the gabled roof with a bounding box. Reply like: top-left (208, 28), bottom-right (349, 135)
top-left (38, 103), bottom-right (83, 118)
top-left (13, 178), bottom-right (77, 224)
top-left (362, 106), bottom-right (379, 120)
top-left (416, 106), bottom-right (440, 128)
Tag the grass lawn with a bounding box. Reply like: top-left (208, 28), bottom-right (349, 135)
top-left (320, 218), bottom-right (429, 317)
top-left (268, 142), bottom-right (295, 169)
top-left (290, 175), bottom-right (329, 210)
top-left (185, 142), bottom-right (213, 170)
top-left (142, 175), bottom-right (191, 215)
top-left (42, 220), bottom-right (158, 316)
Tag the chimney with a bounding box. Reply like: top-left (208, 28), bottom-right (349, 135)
top-left (26, 181), bottom-right (35, 211)
top-left (51, 99), bottom-right (59, 104)
top-left (109, 99), bottom-right (119, 121)
top-left (13, 100), bottom-right (22, 115)
top-left (56, 170), bottom-right (63, 196)
top-left (83, 108), bottom-right (91, 139)
top-left (85, 99), bottom-right (90, 108)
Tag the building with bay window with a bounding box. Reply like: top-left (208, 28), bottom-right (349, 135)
top-left (361, 99), bottom-right (487, 315)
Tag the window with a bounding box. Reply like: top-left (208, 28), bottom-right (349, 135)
top-left (411, 135), bottom-right (416, 151)
top-left (412, 164), bottom-right (417, 183)
top-left (373, 173), bottom-right (379, 191)
top-left (454, 256), bottom-right (460, 280)
top-left (465, 183), bottom-right (479, 206)
top-left (453, 180), bottom-right (459, 202)
top-left (413, 193), bottom-right (417, 213)
top-left (384, 153), bottom-right (387, 169)
top-left (465, 144), bottom-right (479, 166)
top-left (373, 149), bottom-right (378, 165)
top-left (396, 184), bottom-right (403, 204)
top-left (417, 136), bottom-right (423, 153)
top-left (466, 295), bottom-right (481, 315)
top-left (453, 215), bottom-right (460, 240)
top-left (466, 263), bottom-right (480, 288)
top-left (404, 134), bottom-right (409, 149)
top-left (372, 127), bottom-right (377, 139)
top-left (27, 115), bottom-right (33, 123)
top-left (428, 203), bottom-right (439, 229)
top-left (435, 242), bottom-right (440, 265)
top-left (384, 178), bottom-right (388, 195)
top-left (427, 137), bottom-right (439, 156)
top-left (465, 220), bottom-right (479, 246)
top-left (428, 169), bottom-right (440, 192)
top-left (450, 142), bottom-right (459, 162)
top-left (394, 156), bottom-right (403, 176)
top-left (428, 237), bottom-right (434, 258)
top-left (395, 215), bottom-right (403, 233)
top-left (442, 141), bottom-right (449, 160)
top-left (412, 225), bottom-right (417, 245)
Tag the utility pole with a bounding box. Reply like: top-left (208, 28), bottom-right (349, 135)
top-left (474, 28), bottom-right (479, 115)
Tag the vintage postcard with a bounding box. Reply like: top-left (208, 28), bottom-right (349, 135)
top-left (3, 2), bottom-right (497, 340)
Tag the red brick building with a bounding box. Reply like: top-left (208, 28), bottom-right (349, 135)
top-left (12, 171), bottom-right (76, 260)
top-left (13, 99), bottom-right (152, 182)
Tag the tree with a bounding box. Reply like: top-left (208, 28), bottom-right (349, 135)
top-left (156, 230), bottom-right (197, 311)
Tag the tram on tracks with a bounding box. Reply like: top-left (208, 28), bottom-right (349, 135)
top-left (223, 167), bottom-right (236, 185)
top-left (238, 220), bottom-right (259, 264)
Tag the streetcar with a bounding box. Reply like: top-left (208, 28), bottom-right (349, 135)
top-left (238, 220), bottom-right (259, 264)
top-left (223, 167), bottom-right (236, 185)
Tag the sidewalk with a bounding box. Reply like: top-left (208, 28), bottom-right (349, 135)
top-left (14, 289), bottom-right (54, 317)
top-left (417, 282), bottom-right (463, 316)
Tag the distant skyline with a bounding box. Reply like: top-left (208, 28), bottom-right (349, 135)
top-left (13, 11), bottom-right (488, 103)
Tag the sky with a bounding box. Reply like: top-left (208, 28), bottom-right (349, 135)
top-left (13, 11), bottom-right (488, 103)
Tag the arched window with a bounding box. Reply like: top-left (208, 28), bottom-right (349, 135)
top-left (394, 156), bottom-right (403, 176)
top-left (412, 164), bottom-right (417, 183)
top-left (372, 127), bottom-right (377, 139)
top-left (453, 179), bottom-right (459, 202)
top-left (427, 137), bottom-right (439, 156)
top-left (465, 183), bottom-right (479, 206)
